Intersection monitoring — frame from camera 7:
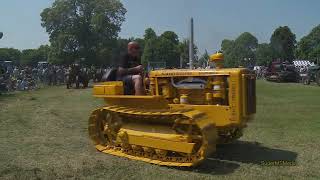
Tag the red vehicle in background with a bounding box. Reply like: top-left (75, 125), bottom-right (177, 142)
top-left (265, 61), bottom-right (300, 82)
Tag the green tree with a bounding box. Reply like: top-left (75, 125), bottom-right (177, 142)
top-left (21, 49), bottom-right (41, 65)
top-left (221, 39), bottom-right (234, 52)
top-left (41, 0), bottom-right (126, 65)
top-left (156, 36), bottom-right (180, 68)
top-left (142, 28), bottom-right (158, 67)
top-left (142, 39), bottom-right (156, 67)
top-left (0, 48), bottom-right (21, 65)
top-left (160, 31), bottom-right (179, 45)
top-left (157, 31), bottom-right (180, 67)
top-left (142, 28), bottom-right (200, 69)
top-left (18, 45), bottom-right (51, 65)
top-left (178, 39), bottom-right (198, 68)
top-left (221, 32), bottom-right (258, 67)
top-left (221, 39), bottom-right (236, 67)
top-left (296, 25), bottom-right (320, 61)
top-left (37, 45), bottom-right (50, 62)
top-left (235, 32), bottom-right (258, 66)
top-left (235, 32), bottom-right (258, 51)
top-left (255, 43), bottom-right (274, 66)
top-left (47, 44), bottom-right (65, 64)
top-left (270, 26), bottom-right (296, 61)
top-left (143, 28), bottom-right (157, 41)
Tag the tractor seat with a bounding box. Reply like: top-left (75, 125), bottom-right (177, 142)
top-left (101, 68), bottom-right (134, 95)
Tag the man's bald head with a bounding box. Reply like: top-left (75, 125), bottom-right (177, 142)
top-left (128, 41), bottom-right (139, 50)
top-left (127, 41), bottom-right (140, 57)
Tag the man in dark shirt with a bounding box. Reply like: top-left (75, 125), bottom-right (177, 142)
top-left (117, 42), bottom-right (145, 95)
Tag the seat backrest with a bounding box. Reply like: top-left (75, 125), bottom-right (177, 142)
top-left (101, 68), bottom-right (117, 82)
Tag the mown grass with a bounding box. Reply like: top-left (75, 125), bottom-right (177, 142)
top-left (0, 81), bottom-right (319, 179)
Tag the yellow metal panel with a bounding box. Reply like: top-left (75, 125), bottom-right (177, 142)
top-left (131, 131), bottom-right (184, 141)
top-left (155, 78), bottom-right (159, 95)
top-left (167, 162), bottom-right (182, 166)
top-left (228, 71), bottom-right (242, 123)
top-left (96, 145), bottom-right (107, 151)
top-left (123, 129), bottom-right (195, 154)
top-left (112, 151), bottom-right (122, 156)
top-left (136, 157), bottom-right (151, 163)
top-left (242, 74), bottom-right (248, 117)
top-left (101, 96), bottom-right (169, 109)
top-left (149, 159), bottom-right (162, 164)
top-left (158, 161), bottom-right (170, 166)
top-left (93, 86), bottom-right (105, 95)
top-left (93, 81), bottom-right (124, 96)
top-left (178, 162), bottom-right (194, 167)
top-left (170, 104), bottom-right (231, 127)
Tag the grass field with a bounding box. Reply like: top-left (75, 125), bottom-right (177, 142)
top-left (0, 80), bottom-right (319, 179)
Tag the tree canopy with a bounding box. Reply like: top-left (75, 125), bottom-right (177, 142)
top-left (142, 28), bottom-right (181, 68)
top-left (0, 48), bottom-right (21, 65)
top-left (221, 32), bottom-right (258, 67)
top-left (144, 28), bottom-right (157, 41)
top-left (0, 46), bottom-right (51, 66)
top-left (270, 26), bottom-right (296, 61)
top-left (20, 49), bottom-right (41, 66)
top-left (142, 28), bottom-right (158, 67)
top-left (255, 43), bottom-right (274, 65)
top-left (40, 0), bottom-right (126, 65)
top-left (220, 27), bottom-right (299, 67)
top-left (296, 25), bottom-right (320, 61)
top-left (157, 35), bottom-right (180, 67)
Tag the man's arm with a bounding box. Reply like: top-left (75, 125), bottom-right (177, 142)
top-left (117, 65), bottom-right (143, 77)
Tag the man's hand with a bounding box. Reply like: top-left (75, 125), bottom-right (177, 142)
top-left (118, 65), bottom-right (144, 77)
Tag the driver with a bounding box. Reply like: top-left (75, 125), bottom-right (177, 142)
top-left (117, 42), bottom-right (145, 95)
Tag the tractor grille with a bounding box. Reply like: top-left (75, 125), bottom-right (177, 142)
top-left (245, 74), bottom-right (256, 115)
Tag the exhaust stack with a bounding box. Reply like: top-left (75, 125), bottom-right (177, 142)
top-left (189, 18), bottom-right (194, 69)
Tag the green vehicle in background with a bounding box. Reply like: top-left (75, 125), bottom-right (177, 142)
top-left (301, 65), bottom-right (320, 86)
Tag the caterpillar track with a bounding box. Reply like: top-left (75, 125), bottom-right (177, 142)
top-left (88, 105), bottom-right (218, 167)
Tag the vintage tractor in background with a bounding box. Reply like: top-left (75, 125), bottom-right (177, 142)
top-left (300, 65), bottom-right (320, 86)
top-left (265, 61), bottom-right (299, 82)
top-left (88, 53), bottom-right (256, 167)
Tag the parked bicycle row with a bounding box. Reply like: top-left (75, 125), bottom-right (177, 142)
top-left (0, 62), bottom-right (110, 94)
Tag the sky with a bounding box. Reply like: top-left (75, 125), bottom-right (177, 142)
top-left (1, 0), bottom-right (320, 54)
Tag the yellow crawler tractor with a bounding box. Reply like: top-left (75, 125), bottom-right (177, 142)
top-left (88, 53), bottom-right (256, 167)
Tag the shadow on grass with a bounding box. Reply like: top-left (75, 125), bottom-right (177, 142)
top-left (175, 140), bottom-right (298, 175)
top-left (213, 140), bottom-right (298, 164)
